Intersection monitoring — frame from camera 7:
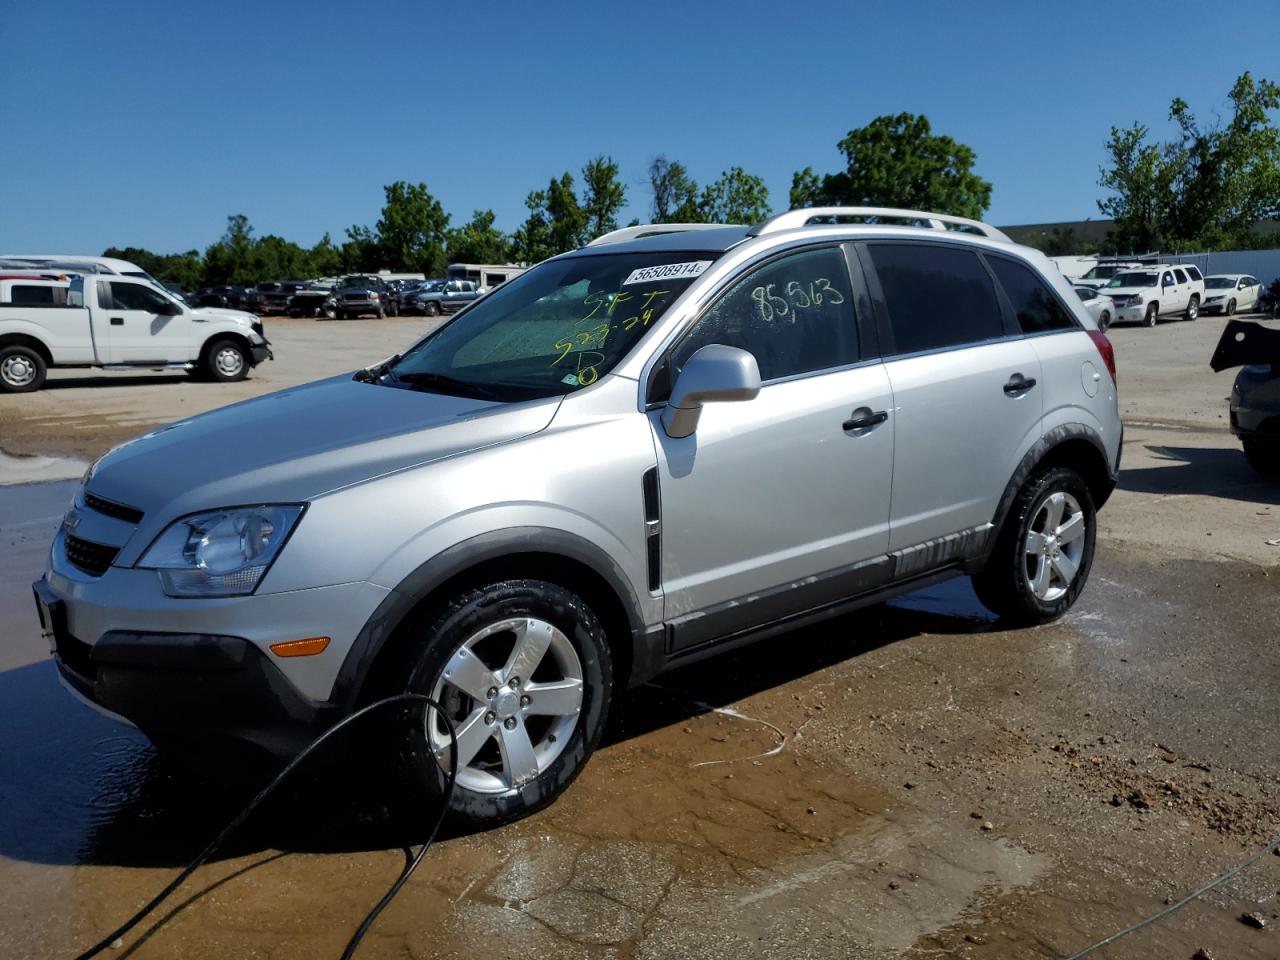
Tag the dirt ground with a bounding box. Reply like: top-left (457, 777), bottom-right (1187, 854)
top-left (1, 312), bottom-right (1279, 959)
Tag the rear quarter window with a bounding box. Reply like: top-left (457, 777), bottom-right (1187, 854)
top-left (988, 257), bottom-right (1076, 334)
top-left (1186, 266), bottom-right (1203, 282)
top-left (7, 285), bottom-right (67, 306)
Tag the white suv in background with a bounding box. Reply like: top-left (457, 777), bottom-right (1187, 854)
top-left (1104, 264), bottom-right (1205, 326)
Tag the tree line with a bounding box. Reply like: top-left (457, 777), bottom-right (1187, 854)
top-left (105, 81), bottom-right (1280, 289)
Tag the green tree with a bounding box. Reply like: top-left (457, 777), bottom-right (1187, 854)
top-left (797, 113), bottom-right (993, 219)
top-left (649, 155), bottom-right (703, 222)
top-left (308, 232), bottom-right (345, 277)
top-left (1097, 123), bottom-right (1172, 251)
top-left (510, 190), bottom-right (555, 264)
top-left (789, 166), bottom-right (824, 209)
top-left (338, 225), bottom-right (380, 272)
top-left (698, 166), bottom-right (772, 224)
top-left (581, 154), bottom-right (627, 240)
top-left (446, 209), bottom-right (511, 264)
top-left (1100, 73), bottom-right (1280, 251)
top-left (375, 180), bottom-right (450, 274)
top-left (545, 172), bottom-right (588, 253)
top-left (201, 214), bottom-right (257, 285)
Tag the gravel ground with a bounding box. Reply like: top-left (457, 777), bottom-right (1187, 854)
top-left (0, 310), bottom-right (1278, 959)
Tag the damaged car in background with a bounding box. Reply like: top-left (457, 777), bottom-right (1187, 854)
top-left (1211, 318), bottom-right (1280, 476)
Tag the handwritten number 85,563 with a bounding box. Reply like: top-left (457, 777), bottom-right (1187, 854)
top-left (750, 278), bottom-right (843, 323)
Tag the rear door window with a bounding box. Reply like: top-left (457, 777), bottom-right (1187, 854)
top-left (988, 256), bottom-right (1076, 334)
top-left (866, 243), bottom-right (1005, 354)
top-left (1173, 269), bottom-right (1189, 284)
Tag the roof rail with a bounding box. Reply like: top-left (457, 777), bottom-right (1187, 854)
top-left (585, 223), bottom-right (737, 247)
top-left (748, 206), bottom-right (1012, 243)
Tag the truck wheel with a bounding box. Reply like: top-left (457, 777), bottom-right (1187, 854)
top-left (375, 305), bottom-right (385, 319)
top-left (1185, 295), bottom-right (1199, 321)
top-left (1144, 302), bottom-right (1158, 326)
top-left (395, 579), bottom-right (612, 826)
top-left (204, 339), bottom-right (250, 382)
top-left (0, 345), bottom-right (47, 393)
top-left (425, 301), bottom-right (441, 317)
top-left (1098, 310), bottom-right (1111, 332)
top-left (972, 466), bottom-right (1097, 626)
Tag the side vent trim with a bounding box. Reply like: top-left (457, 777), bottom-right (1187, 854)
top-left (642, 467), bottom-right (661, 593)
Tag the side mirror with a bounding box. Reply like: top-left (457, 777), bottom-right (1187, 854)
top-left (661, 344), bottom-right (761, 439)
top-left (159, 300), bottom-right (182, 316)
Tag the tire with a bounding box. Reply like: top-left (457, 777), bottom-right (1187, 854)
top-left (324, 304), bottom-right (339, 320)
top-left (424, 301), bottom-right (441, 317)
top-left (1098, 311), bottom-right (1111, 332)
top-left (0, 344), bottom-right (47, 393)
top-left (972, 466), bottom-right (1097, 625)
top-left (203, 339), bottom-right (250, 382)
top-left (1227, 298), bottom-right (1236, 316)
top-left (1243, 439), bottom-right (1280, 478)
top-left (389, 302), bottom-right (399, 317)
top-left (1185, 295), bottom-right (1199, 321)
top-left (375, 305), bottom-right (385, 319)
top-left (395, 579), bottom-right (612, 825)
top-left (1144, 302), bottom-right (1159, 327)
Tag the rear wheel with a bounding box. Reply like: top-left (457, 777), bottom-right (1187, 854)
top-left (0, 345), bottom-right (46, 393)
top-left (1185, 295), bottom-right (1199, 321)
top-left (203, 339), bottom-right (250, 382)
top-left (973, 466), bottom-right (1097, 625)
top-left (1243, 439), bottom-right (1280, 478)
top-left (395, 579), bottom-right (611, 825)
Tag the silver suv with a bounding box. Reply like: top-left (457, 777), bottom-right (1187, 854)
top-left (34, 207), bottom-right (1121, 824)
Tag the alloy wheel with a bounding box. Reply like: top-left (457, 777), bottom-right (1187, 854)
top-left (427, 617), bottom-right (584, 794)
top-left (1024, 491), bottom-right (1086, 602)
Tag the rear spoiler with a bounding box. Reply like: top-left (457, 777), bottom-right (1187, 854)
top-left (1210, 319), bottom-right (1280, 372)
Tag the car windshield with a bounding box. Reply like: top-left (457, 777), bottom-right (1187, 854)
top-left (343, 276), bottom-right (378, 287)
top-left (1205, 277), bottom-right (1236, 289)
top-left (1082, 265), bottom-right (1126, 279)
top-left (382, 251), bottom-right (717, 401)
top-left (1107, 272), bottom-right (1158, 288)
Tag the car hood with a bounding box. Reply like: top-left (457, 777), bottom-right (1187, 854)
top-left (1101, 286), bottom-right (1150, 296)
top-left (192, 306), bottom-right (258, 323)
top-left (86, 374), bottom-right (561, 531)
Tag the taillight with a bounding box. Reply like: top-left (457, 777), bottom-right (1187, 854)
top-left (1087, 329), bottom-right (1116, 383)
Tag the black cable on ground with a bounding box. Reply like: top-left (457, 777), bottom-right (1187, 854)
top-left (72, 693), bottom-right (457, 960)
top-left (1063, 832), bottom-right (1280, 959)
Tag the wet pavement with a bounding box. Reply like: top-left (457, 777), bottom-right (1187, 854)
top-left (2, 478), bottom-right (1279, 959)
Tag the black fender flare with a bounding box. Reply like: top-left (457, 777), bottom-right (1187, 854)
top-left (328, 526), bottom-right (646, 710)
top-left (989, 423), bottom-right (1117, 541)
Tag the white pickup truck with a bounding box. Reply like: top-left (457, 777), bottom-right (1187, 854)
top-left (0, 274), bottom-right (271, 392)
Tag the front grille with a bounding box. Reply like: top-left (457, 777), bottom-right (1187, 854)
top-left (64, 534), bottom-right (120, 577)
top-left (343, 293), bottom-right (365, 301)
top-left (84, 491), bottom-right (144, 524)
top-left (55, 630), bottom-right (97, 682)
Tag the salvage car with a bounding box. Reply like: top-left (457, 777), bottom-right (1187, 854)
top-left (1201, 274), bottom-right (1262, 316)
top-left (335, 274), bottom-right (397, 318)
top-left (33, 206), bottom-right (1120, 824)
top-left (415, 278), bottom-right (481, 316)
top-left (1103, 264), bottom-right (1205, 326)
top-left (0, 275), bottom-right (270, 391)
top-left (1074, 286), bottom-right (1114, 331)
top-left (1211, 318), bottom-right (1280, 475)
top-left (288, 281), bottom-right (338, 319)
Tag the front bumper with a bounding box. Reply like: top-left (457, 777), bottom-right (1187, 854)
top-left (250, 341), bottom-right (273, 366)
top-left (34, 578), bottom-right (339, 757)
top-left (1112, 301), bottom-right (1149, 323)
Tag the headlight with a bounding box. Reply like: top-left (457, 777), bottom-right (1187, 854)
top-left (138, 505), bottom-right (304, 597)
top-left (370, 293), bottom-right (380, 300)
top-left (1206, 296), bottom-right (1222, 303)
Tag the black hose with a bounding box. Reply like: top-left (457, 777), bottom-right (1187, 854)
top-left (72, 693), bottom-right (457, 960)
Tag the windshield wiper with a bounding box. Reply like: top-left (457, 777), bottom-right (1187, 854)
top-left (394, 371), bottom-right (503, 400)
top-left (353, 354), bottom-right (401, 383)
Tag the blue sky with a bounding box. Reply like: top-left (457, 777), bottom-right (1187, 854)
top-left (3, 0), bottom-right (1278, 255)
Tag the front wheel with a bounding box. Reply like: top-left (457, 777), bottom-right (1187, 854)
top-left (203, 339), bottom-right (250, 382)
top-left (1097, 310), bottom-right (1111, 332)
top-left (1185, 295), bottom-right (1199, 321)
top-left (1227, 298), bottom-right (1236, 316)
top-left (424, 301), bottom-right (441, 317)
top-left (396, 579), bottom-right (612, 825)
top-left (973, 467), bottom-right (1097, 625)
top-left (1145, 302), bottom-right (1159, 326)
